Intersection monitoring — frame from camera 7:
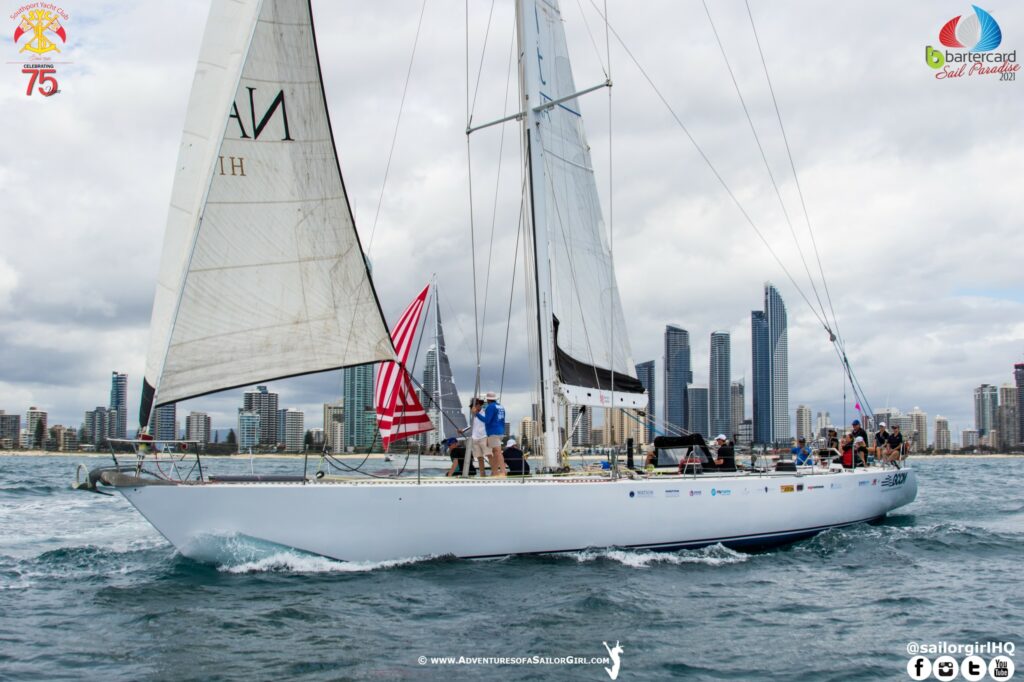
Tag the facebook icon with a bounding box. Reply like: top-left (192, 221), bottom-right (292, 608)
top-left (906, 656), bottom-right (931, 680)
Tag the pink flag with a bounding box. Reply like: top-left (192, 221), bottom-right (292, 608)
top-left (855, 403), bottom-right (862, 411)
top-left (374, 284), bottom-right (434, 451)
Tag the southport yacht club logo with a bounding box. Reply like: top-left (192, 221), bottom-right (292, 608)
top-left (925, 5), bottom-right (1018, 80)
top-left (9, 2), bottom-right (69, 96)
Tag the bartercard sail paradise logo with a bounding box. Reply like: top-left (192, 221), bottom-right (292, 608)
top-left (9, 2), bottom-right (69, 96)
top-left (925, 5), bottom-right (1018, 80)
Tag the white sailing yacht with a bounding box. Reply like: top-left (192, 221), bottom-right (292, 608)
top-left (85, 0), bottom-right (917, 563)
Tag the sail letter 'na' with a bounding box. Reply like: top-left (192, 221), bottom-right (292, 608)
top-left (139, 0), bottom-right (394, 428)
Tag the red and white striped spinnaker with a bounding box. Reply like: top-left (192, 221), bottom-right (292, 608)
top-left (375, 284), bottom-right (434, 451)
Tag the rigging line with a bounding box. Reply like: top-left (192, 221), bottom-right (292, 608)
top-left (468, 0), bottom-right (498, 122)
top-left (701, 0), bottom-right (831, 332)
top-left (585, 0), bottom-right (831, 335)
top-left (744, 0), bottom-right (842, 341)
top-left (478, 29), bottom-right (517, 353)
top-left (499, 181), bottom-right (527, 400)
top-left (365, 0), bottom-right (429, 254)
top-left (573, 0), bottom-right (609, 77)
top-left (466, 0), bottom-right (482, 403)
top-left (605, 0), bottom-right (614, 410)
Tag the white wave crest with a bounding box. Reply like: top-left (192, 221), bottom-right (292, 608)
top-left (568, 544), bottom-right (749, 568)
top-left (220, 551), bottom-right (431, 574)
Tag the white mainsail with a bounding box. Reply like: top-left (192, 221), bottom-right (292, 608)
top-left (140, 0), bottom-right (394, 425)
top-left (520, 0), bottom-right (644, 406)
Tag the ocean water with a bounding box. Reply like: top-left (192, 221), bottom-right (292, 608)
top-left (0, 455), bottom-right (1021, 681)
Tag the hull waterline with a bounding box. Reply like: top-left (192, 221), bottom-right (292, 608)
top-left (117, 467), bottom-right (917, 564)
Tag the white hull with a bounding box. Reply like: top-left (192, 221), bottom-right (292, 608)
top-left (118, 466), bottom-right (917, 563)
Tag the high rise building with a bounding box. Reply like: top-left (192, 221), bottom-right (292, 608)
top-left (908, 407), bottom-right (928, 452)
top-left (934, 416), bottom-right (951, 451)
top-left (737, 419), bottom-right (753, 447)
top-left (309, 428), bottom-right (324, 448)
top-left (603, 408), bottom-right (644, 448)
top-left (795, 405), bottom-right (812, 441)
top-left (109, 371), bottom-right (128, 440)
top-left (84, 406), bottom-right (110, 446)
top-left (874, 407), bottom-right (901, 431)
top-left (974, 384), bottom-right (998, 437)
top-left (0, 411), bottom-right (20, 449)
top-left (237, 410), bottom-right (260, 451)
top-left (26, 407), bottom-right (47, 450)
top-left (730, 381), bottom-right (745, 439)
top-left (751, 284), bottom-right (789, 445)
top-left (343, 365), bottom-right (376, 450)
top-left (243, 385), bottom-right (279, 446)
top-left (815, 411), bottom-right (832, 438)
top-left (1015, 363), bottom-right (1024, 444)
top-left (519, 417), bottom-right (537, 449)
top-left (664, 325), bottom-right (692, 433)
top-left (149, 404), bottom-right (177, 441)
top-left (961, 429), bottom-right (979, 449)
top-left (687, 386), bottom-right (709, 437)
top-left (635, 360), bottom-right (656, 442)
top-left (279, 408), bottom-right (304, 452)
top-left (53, 425), bottom-right (79, 452)
top-left (709, 332), bottom-right (731, 438)
top-left (323, 401), bottom-right (345, 450)
top-left (997, 384), bottom-right (1018, 450)
top-left (185, 411), bottom-right (212, 445)
top-left (569, 405), bottom-right (592, 446)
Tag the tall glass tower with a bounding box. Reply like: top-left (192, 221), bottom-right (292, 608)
top-left (109, 372), bottom-right (128, 440)
top-left (343, 364), bottom-right (376, 450)
top-left (664, 326), bottom-right (692, 434)
top-left (635, 360), bottom-right (655, 442)
top-left (751, 284), bottom-right (789, 445)
top-left (709, 332), bottom-right (731, 437)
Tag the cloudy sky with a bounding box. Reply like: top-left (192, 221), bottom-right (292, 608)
top-left (2, 0), bottom-right (1022, 443)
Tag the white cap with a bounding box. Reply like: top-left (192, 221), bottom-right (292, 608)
top-left (505, 438), bottom-right (516, 447)
top-left (715, 434), bottom-right (727, 441)
top-left (485, 391), bottom-right (497, 400)
top-left (854, 436), bottom-right (865, 443)
top-left (879, 422), bottom-right (887, 428)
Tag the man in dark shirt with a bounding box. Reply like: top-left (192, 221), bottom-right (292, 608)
top-left (502, 438), bottom-right (530, 476)
top-left (711, 435), bottom-right (736, 472)
top-left (887, 425), bottom-right (905, 467)
top-left (874, 422), bottom-right (890, 455)
top-left (444, 437), bottom-right (476, 477)
top-left (850, 419), bottom-right (869, 449)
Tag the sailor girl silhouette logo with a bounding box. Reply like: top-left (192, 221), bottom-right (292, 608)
top-left (925, 5), bottom-right (1018, 80)
top-left (9, 3), bottom-right (70, 96)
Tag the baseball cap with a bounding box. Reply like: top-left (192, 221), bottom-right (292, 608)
top-left (506, 438), bottom-right (517, 447)
top-left (879, 422), bottom-right (887, 428)
top-left (852, 419), bottom-right (861, 426)
top-left (854, 436), bottom-right (865, 443)
top-left (485, 391), bottom-right (497, 400)
top-left (715, 434), bottom-right (727, 441)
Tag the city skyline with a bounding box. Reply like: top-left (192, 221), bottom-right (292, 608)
top-left (1, 1), bottom-right (1021, 453)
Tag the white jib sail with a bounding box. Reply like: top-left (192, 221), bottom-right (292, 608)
top-left (522, 0), bottom-right (644, 408)
top-left (141, 0), bottom-right (394, 419)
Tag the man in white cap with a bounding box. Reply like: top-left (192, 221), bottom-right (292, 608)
top-left (873, 422), bottom-right (890, 458)
top-left (710, 434), bottom-right (736, 471)
top-left (474, 391), bottom-right (507, 477)
top-left (502, 437), bottom-right (528, 476)
top-left (852, 436), bottom-right (869, 468)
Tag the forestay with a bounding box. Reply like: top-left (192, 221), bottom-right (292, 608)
top-left (140, 0), bottom-right (394, 426)
top-left (522, 0), bottom-right (644, 408)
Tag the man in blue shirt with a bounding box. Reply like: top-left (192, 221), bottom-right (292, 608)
top-left (791, 438), bottom-right (813, 466)
top-left (476, 391), bottom-right (507, 477)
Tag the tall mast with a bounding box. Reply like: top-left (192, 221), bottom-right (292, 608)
top-left (433, 275), bottom-right (443, 436)
top-left (516, 0), bottom-right (561, 470)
